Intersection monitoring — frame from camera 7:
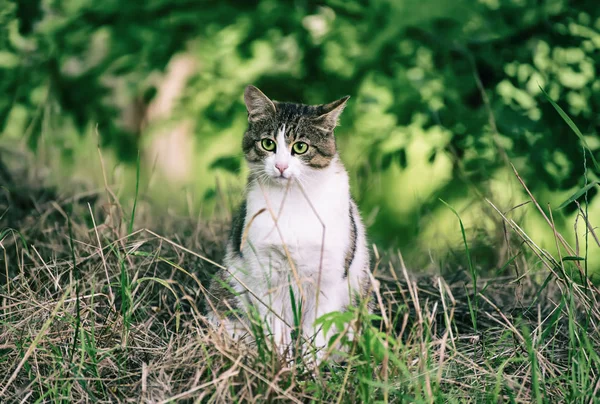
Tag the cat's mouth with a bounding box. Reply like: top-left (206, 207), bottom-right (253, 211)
top-left (268, 171), bottom-right (294, 184)
top-left (272, 174), bottom-right (293, 183)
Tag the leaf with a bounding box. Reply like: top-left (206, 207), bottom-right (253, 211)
top-left (557, 181), bottom-right (600, 209)
top-left (0, 51), bottom-right (19, 69)
top-left (210, 156), bottom-right (241, 173)
top-left (314, 312), bottom-right (338, 336)
top-left (540, 85), bottom-right (600, 171)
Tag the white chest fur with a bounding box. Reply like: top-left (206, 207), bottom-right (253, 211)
top-left (242, 163), bottom-right (351, 283)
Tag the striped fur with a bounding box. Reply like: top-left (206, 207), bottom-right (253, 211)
top-left (242, 86), bottom-right (347, 170)
top-left (344, 201), bottom-right (358, 278)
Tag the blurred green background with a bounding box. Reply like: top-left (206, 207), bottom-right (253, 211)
top-left (1, 0), bottom-right (599, 275)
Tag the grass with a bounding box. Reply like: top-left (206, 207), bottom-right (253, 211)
top-left (1, 159), bottom-right (600, 403)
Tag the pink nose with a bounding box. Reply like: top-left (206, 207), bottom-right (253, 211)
top-left (275, 162), bottom-right (288, 174)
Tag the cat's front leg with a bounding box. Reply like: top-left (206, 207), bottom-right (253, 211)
top-left (304, 289), bottom-right (352, 359)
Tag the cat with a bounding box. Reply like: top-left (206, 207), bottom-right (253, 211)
top-left (206, 85), bottom-right (373, 360)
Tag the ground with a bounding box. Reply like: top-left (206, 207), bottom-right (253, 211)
top-left (1, 159), bottom-right (599, 403)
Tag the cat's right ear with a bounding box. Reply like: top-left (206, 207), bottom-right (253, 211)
top-left (244, 85), bottom-right (276, 122)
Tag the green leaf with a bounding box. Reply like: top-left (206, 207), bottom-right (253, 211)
top-left (210, 156), bottom-right (241, 173)
top-left (0, 51), bottom-right (19, 68)
top-left (557, 181), bottom-right (600, 210)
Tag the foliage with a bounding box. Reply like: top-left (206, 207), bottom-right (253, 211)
top-left (1, 0), bottom-right (599, 271)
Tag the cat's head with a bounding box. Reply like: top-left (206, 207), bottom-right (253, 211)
top-left (242, 85), bottom-right (349, 185)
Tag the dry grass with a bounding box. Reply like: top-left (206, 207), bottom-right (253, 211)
top-left (1, 162), bottom-right (600, 403)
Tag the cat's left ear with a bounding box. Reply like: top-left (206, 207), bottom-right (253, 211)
top-left (244, 85), bottom-right (276, 123)
top-left (312, 96), bottom-right (350, 134)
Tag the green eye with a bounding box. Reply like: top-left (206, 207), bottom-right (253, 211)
top-left (292, 142), bottom-right (308, 155)
top-left (261, 138), bottom-right (276, 151)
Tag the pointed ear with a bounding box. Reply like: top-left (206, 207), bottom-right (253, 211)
top-left (244, 85), bottom-right (276, 122)
top-left (312, 95), bottom-right (350, 133)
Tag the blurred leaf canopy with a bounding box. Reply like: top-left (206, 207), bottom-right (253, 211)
top-left (1, 0), bottom-right (599, 267)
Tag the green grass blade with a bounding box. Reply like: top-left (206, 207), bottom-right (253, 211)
top-left (540, 86), bottom-right (599, 171)
top-left (133, 277), bottom-right (181, 332)
top-left (440, 198), bottom-right (478, 331)
top-left (128, 150), bottom-right (141, 235)
top-left (522, 322), bottom-right (543, 404)
top-left (0, 227), bottom-right (29, 253)
top-left (557, 181), bottom-right (600, 210)
top-left (67, 214), bottom-right (81, 363)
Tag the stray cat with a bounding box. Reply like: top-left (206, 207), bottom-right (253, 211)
top-left (207, 85), bottom-right (373, 359)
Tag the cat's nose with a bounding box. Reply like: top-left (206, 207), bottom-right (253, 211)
top-left (275, 162), bottom-right (288, 174)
